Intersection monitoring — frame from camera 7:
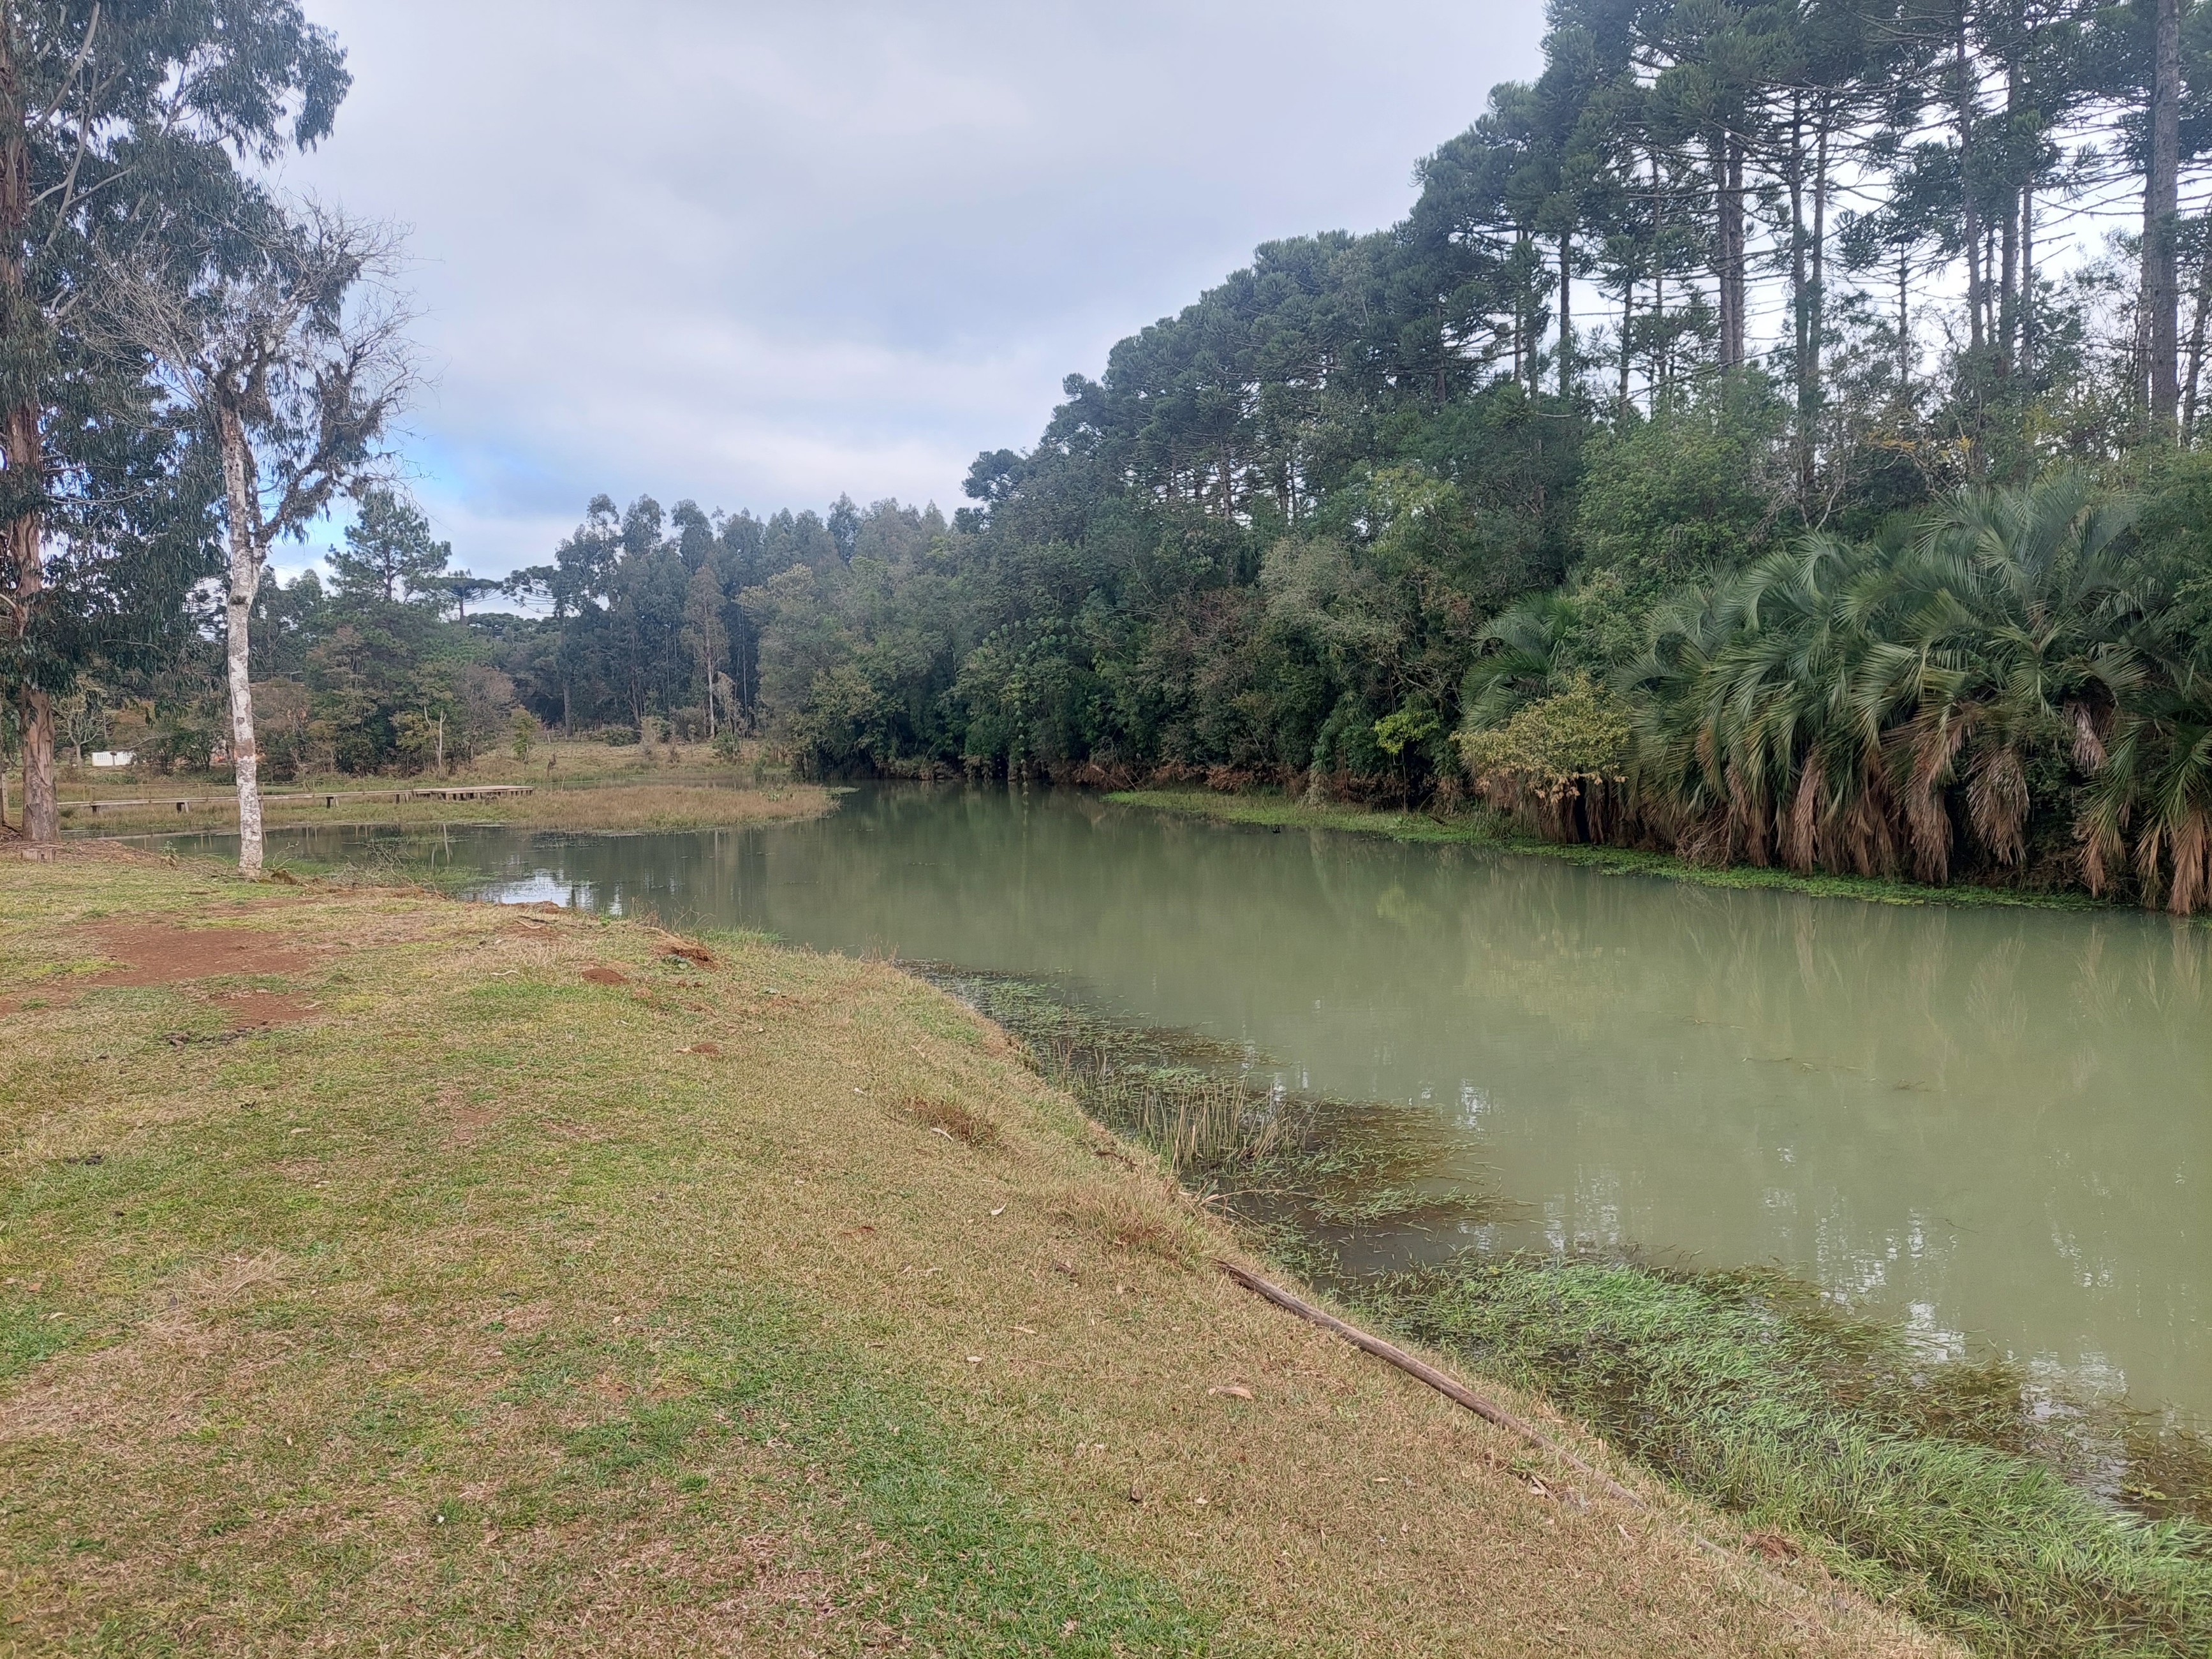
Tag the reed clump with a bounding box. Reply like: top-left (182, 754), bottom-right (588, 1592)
top-left (930, 970), bottom-right (1501, 1239)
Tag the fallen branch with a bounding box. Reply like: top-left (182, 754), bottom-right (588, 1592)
top-left (1216, 1258), bottom-right (1647, 1510)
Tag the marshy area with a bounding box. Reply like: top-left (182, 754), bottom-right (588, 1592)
top-left (943, 966), bottom-right (2212, 1656)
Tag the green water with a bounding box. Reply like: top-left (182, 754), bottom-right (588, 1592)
top-left (154, 785), bottom-right (2212, 1425)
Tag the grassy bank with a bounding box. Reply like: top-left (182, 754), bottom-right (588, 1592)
top-left (939, 973), bottom-right (2212, 1659)
top-left (0, 850), bottom-right (1941, 1656)
top-left (1106, 790), bottom-right (2114, 913)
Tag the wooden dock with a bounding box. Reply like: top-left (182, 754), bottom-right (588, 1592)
top-left (67, 786), bottom-right (535, 819)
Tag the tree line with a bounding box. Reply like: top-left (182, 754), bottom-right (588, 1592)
top-left (490, 0), bottom-right (2208, 908)
top-left (14, 0), bottom-right (2212, 906)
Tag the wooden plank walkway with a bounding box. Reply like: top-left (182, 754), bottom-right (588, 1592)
top-left (67, 786), bottom-right (535, 818)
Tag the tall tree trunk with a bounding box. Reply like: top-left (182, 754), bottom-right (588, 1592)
top-left (1716, 132), bottom-right (1746, 372)
top-left (19, 679), bottom-right (50, 841)
top-left (2184, 223), bottom-right (2212, 440)
top-left (1957, 8), bottom-right (1984, 357)
top-left (1810, 105), bottom-right (1829, 413)
top-left (1521, 230), bottom-right (1540, 395)
top-left (2146, 0), bottom-right (2183, 436)
top-left (0, 19), bottom-right (53, 847)
top-left (1998, 70), bottom-right (2021, 374)
top-left (1651, 151), bottom-right (1667, 401)
top-left (1512, 230), bottom-right (1527, 388)
top-left (1618, 276), bottom-right (1633, 410)
top-left (1999, 193), bottom-right (2018, 372)
top-left (1898, 247), bottom-right (1912, 386)
top-left (1558, 233), bottom-right (1573, 398)
top-left (2020, 185), bottom-right (2035, 380)
top-left (1789, 98), bottom-right (1813, 494)
top-left (216, 406), bottom-right (266, 877)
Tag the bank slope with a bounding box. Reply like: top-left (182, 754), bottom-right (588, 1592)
top-left (0, 849), bottom-right (1942, 1657)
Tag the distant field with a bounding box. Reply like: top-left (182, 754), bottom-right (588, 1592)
top-left (45, 739), bottom-right (834, 841)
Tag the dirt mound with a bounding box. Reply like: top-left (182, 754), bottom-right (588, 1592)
top-left (83, 922), bottom-right (320, 986)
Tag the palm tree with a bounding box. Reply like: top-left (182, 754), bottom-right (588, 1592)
top-left (2078, 637), bottom-right (2212, 914)
top-left (1622, 471), bottom-right (2157, 888)
top-left (1869, 472), bottom-right (2141, 881)
top-left (1458, 590), bottom-right (1584, 732)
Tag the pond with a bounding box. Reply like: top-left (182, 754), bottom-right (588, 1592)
top-left (149, 784), bottom-right (2212, 1428)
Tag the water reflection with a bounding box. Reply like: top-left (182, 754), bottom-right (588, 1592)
top-left (148, 785), bottom-right (2212, 1422)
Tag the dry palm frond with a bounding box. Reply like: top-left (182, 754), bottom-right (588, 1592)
top-left (1966, 742), bottom-right (2031, 869)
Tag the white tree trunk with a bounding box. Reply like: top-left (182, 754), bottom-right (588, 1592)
top-left (218, 408), bottom-right (266, 876)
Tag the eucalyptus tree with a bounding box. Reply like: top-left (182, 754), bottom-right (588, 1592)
top-left (108, 199), bottom-right (411, 875)
top-left (0, 1), bottom-right (347, 846)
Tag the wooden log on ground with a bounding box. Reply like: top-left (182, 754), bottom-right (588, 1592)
top-left (1216, 1258), bottom-right (1647, 1510)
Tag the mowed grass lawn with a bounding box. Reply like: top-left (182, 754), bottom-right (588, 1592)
top-left (0, 849), bottom-right (1950, 1656)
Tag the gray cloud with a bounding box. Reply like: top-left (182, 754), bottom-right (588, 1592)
top-left (281, 1), bottom-right (1544, 578)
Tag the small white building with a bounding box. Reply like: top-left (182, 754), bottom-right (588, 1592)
top-left (89, 750), bottom-right (136, 769)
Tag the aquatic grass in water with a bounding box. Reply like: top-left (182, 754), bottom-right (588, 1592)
top-left (941, 967), bottom-right (2212, 1658)
top-left (930, 968), bottom-right (1503, 1234)
top-left (1368, 1258), bottom-right (2212, 1658)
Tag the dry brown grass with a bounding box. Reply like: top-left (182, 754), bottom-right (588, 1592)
top-left (0, 844), bottom-right (1959, 1657)
top-left (1051, 1181), bottom-right (1204, 1269)
top-left (897, 1093), bottom-right (1004, 1149)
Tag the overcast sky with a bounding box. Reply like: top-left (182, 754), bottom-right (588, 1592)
top-left (275, 2), bottom-right (1544, 582)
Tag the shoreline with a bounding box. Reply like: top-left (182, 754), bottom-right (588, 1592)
top-left (8, 837), bottom-right (2208, 1653)
top-left (0, 844), bottom-right (1947, 1658)
top-left (942, 965), bottom-right (2212, 1656)
top-left (1105, 788), bottom-right (2140, 916)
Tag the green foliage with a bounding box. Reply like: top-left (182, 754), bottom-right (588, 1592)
top-left (327, 487), bottom-right (450, 605)
top-left (1372, 706), bottom-right (1441, 758)
top-left (1457, 676), bottom-right (1630, 785)
top-left (1574, 380), bottom-right (1795, 586)
top-left (510, 707), bottom-right (538, 763)
top-left (2, 1), bottom-right (348, 734)
top-left (1597, 473), bottom-right (2212, 901)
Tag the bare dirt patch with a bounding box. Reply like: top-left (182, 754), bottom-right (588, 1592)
top-left (581, 966), bottom-right (628, 985)
top-left (82, 921), bottom-right (320, 987)
top-left (210, 989), bottom-right (319, 1031)
top-left (437, 1085), bottom-right (505, 1147)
